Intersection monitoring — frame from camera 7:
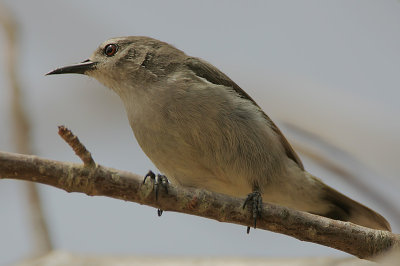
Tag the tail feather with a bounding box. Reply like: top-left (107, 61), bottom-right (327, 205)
top-left (319, 184), bottom-right (391, 231)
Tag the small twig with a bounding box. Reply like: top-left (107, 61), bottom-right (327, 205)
top-left (58, 126), bottom-right (96, 167)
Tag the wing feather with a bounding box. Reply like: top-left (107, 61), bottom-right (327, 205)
top-left (185, 57), bottom-right (304, 170)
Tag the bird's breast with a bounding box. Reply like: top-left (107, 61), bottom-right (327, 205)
top-left (120, 80), bottom-right (288, 195)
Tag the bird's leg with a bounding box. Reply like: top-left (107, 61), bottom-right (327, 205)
top-left (155, 174), bottom-right (169, 201)
top-left (243, 189), bottom-right (262, 234)
top-left (143, 170), bottom-right (170, 216)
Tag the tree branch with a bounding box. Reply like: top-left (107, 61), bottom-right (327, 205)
top-left (1, 151), bottom-right (399, 260)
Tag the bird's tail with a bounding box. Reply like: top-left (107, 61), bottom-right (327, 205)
top-left (309, 174), bottom-right (391, 231)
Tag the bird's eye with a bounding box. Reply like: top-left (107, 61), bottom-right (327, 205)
top-left (104, 44), bottom-right (118, 57)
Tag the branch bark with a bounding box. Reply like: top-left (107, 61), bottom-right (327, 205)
top-left (0, 150), bottom-right (399, 260)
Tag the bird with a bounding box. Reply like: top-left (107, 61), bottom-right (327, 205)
top-left (47, 36), bottom-right (391, 232)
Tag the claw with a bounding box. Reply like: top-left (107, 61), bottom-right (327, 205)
top-left (143, 170), bottom-right (156, 184)
top-left (243, 191), bottom-right (262, 234)
top-left (143, 171), bottom-right (169, 217)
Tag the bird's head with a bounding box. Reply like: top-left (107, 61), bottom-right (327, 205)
top-left (47, 36), bottom-right (186, 94)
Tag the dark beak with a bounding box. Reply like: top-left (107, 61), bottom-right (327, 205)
top-left (46, 59), bottom-right (97, 75)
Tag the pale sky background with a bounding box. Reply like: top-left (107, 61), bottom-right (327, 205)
top-left (1, 1), bottom-right (400, 265)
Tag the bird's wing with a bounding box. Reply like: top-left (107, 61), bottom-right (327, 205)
top-left (185, 57), bottom-right (304, 170)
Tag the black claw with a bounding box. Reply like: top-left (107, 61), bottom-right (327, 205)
top-left (243, 191), bottom-right (262, 233)
top-left (143, 171), bottom-right (170, 217)
top-left (143, 170), bottom-right (156, 184)
top-left (155, 174), bottom-right (169, 217)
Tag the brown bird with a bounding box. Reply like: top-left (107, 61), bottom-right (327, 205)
top-left (47, 36), bottom-right (391, 232)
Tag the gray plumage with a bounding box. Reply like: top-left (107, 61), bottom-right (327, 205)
top-left (47, 36), bottom-right (391, 231)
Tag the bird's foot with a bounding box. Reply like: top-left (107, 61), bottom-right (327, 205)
top-left (243, 191), bottom-right (262, 234)
top-left (143, 170), bottom-right (169, 216)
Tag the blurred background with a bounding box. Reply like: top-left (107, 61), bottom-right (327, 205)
top-left (0, 0), bottom-right (399, 265)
